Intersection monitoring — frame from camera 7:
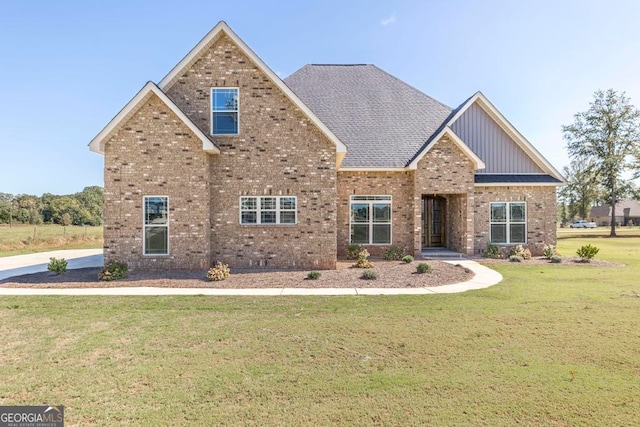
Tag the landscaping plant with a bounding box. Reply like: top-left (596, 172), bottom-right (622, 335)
top-left (576, 244), bottom-right (600, 262)
top-left (509, 255), bottom-right (523, 262)
top-left (361, 269), bottom-right (378, 280)
top-left (346, 244), bottom-right (362, 260)
top-left (353, 249), bottom-right (374, 269)
top-left (416, 262), bottom-right (432, 274)
top-left (484, 243), bottom-right (503, 259)
top-left (206, 262), bottom-right (231, 281)
top-left (509, 245), bottom-right (531, 260)
top-left (307, 271), bottom-right (321, 280)
top-left (47, 257), bottom-right (68, 275)
top-left (98, 260), bottom-right (129, 281)
top-left (383, 246), bottom-right (405, 261)
top-left (402, 255), bottom-right (414, 263)
top-left (543, 244), bottom-right (558, 259)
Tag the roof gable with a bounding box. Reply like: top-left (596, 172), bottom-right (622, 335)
top-left (450, 92), bottom-right (565, 182)
top-left (409, 92), bottom-right (564, 182)
top-left (158, 21), bottom-right (347, 166)
top-left (407, 127), bottom-right (485, 170)
top-left (88, 82), bottom-right (219, 155)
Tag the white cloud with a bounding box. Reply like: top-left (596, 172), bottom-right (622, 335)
top-left (380, 12), bottom-right (396, 27)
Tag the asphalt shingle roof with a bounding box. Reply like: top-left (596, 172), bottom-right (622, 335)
top-left (284, 64), bottom-right (452, 168)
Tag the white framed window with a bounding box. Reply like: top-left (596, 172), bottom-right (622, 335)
top-left (211, 87), bottom-right (239, 135)
top-left (143, 196), bottom-right (169, 255)
top-left (350, 195), bottom-right (392, 244)
top-left (240, 196), bottom-right (297, 225)
top-left (490, 202), bottom-right (526, 244)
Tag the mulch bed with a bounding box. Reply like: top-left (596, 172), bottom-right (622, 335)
top-left (0, 260), bottom-right (474, 289)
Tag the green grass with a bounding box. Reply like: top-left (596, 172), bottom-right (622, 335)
top-left (0, 224), bottom-right (102, 257)
top-left (1, 234), bottom-right (639, 425)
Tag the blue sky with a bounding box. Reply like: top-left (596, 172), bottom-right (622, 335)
top-left (1, 0), bottom-right (639, 195)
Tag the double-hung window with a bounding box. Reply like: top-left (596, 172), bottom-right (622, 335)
top-left (211, 88), bottom-right (239, 135)
top-left (490, 202), bottom-right (526, 244)
top-left (240, 196), bottom-right (297, 225)
top-left (350, 195), bottom-right (391, 244)
top-left (144, 196), bottom-right (169, 255)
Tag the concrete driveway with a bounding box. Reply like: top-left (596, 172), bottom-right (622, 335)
top-left (0, 249), bottom-right (103, 281)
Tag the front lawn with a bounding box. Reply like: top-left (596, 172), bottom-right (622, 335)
top-left (0, 235), bottom-right (638, 425)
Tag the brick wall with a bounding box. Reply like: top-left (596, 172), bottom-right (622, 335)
top-left (164, 33), bottom-right (338, 269)
top-left (103, 93), bottom-right (211, 270)
top-left (336, 171), bottom-right (414, 257)
top-left (474, 186), bottom-right (558, 255)
top-left (414, 135), bottom-right (476, 255)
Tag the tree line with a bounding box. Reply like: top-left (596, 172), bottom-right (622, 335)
top-left (0, 186), bottom-right (103, 226)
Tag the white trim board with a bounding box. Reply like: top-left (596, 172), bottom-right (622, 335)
top-left (157, 21), bottom-right (347, 168)
top-left (88, 82), bottom-right (219, 155)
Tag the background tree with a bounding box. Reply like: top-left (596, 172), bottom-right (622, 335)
top-left (563, 89), bottom-right (640, 236)
top-left (558, 158), bottom-right (600, 220)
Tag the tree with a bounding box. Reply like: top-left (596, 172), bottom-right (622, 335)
top-left (563, 89), bottom-right (640, 236)
top-left (559, 158), bottom-right (600, 220)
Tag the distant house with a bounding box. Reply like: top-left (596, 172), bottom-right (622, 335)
top-left (590, 200), bottom-right (640, 226)
top-left (89, 21), bottom-right (565, 270)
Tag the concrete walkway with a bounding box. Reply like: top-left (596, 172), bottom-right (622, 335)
top-left (0, 249), bottom-right (104, 281)
top-left (0, 251), bottom-right (502, 296)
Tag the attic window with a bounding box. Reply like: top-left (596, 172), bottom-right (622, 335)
top-left (211, 88), bottom-right (239, 135)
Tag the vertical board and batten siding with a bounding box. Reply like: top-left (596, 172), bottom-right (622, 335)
top-left (450, 102), bottom-right (544, 174)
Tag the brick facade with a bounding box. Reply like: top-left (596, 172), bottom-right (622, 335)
top-left (474, 186), bottom-right (558, 256)
top-left (336, 171), bottom-right (414, 257)
top-left (163, 34), bottom-right (338, 270)
top-left (414, 135), bottom-right (476, 255)
top-left (103, 93), bottom-right (211, 270)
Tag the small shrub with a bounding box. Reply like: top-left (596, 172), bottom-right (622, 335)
top-left (484, 243), bottom-right (503, 259)
top-left (353, 249), bottom-right (374, 269)
top-left (550, 255), bottom-right (562, 263)
top-left (576, 244), bottom-right (600, 262)
top-left (361, 270), bottom-right (378, 280)
top-left (509, 255), bottom-right (523, 262)
top-left (47, 257), bottom-right (68, 275)
top-left (509, 245), bottom-right (531, 260)
top-left (207, 262), bottom-right (231, 281)
top-left (346, 244), bottom-right (362, 260)
top-left (543, 244), bottom-right (558, 259)
top-left (98, 260), bottom-right (129, 281)
top-left (402, 255), bottom-right (414, 263)
top-left (383, 246), bottom-right (405, 261)
top-left (416, 262), bottom-right (432, 274)
top-left (307, 270), bottom-right (321, 280)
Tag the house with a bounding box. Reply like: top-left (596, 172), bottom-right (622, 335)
top-left (590, 200), bottom-right (640, 226)
top-left (89, 21), bottom-right (565, 270)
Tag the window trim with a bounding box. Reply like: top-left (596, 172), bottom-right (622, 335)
top-left (210, 87), bottom-right (239, 135)
top-left (349, 195), bottom-right (392, 245)
top-left (239, 196), bottom-right (297, 225)
top-left (490, 201), bottom-right (527, 244)
top-left (143, 195), bottom-right (169, 256)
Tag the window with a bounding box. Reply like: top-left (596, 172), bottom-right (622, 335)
top-left (490, 202), bottom-right (526, 244)
top-left (350, 195), bottom-right (391, 244)
top-left (144, 196), bottom-right (168, 255)
top-left (211, 88), bottom-right (239, 135)
top-left (240, 196), bottom-right (297, 225)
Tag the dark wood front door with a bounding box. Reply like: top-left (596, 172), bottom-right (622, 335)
top-left (422, 196), bottom-right (446, 248)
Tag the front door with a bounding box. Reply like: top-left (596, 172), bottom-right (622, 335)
top-left (422, 196), bottom-right (446, 248)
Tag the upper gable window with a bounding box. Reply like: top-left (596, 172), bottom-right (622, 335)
top-left (211, 88), bottom-right (239, 135)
